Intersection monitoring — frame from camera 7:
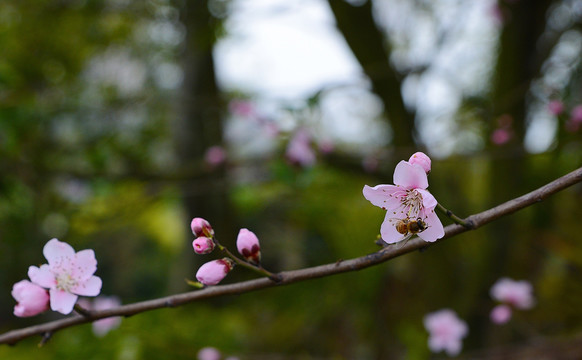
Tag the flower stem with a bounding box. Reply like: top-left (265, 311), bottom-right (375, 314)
top-left (436, 203), bottom-right (474, 229)
top-left (213, 237), bottom-right (280, 281)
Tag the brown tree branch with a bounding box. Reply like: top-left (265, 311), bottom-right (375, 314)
top-left (1, 166), bottom-right (581, 346)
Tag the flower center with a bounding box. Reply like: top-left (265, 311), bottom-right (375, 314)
top-left (56, 272), bottom-right (77, 292)
top-left (401, 189), bottom-right (424, 218)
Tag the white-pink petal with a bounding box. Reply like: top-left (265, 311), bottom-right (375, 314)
top-left (72, 249), bottom-right (98, 281)
top-left (43, 238), bottom-right (75, 265)
top-left (362, 184), bottom-right (403, 211)
top-left (72, 276), bottom-right (102, 296)
top-left (393, 161), bottom-right (428, 189)
top-left (28, 265), bottom-right (56, 289)
top-left (49, 288), bottom-right (78, 315)
top-left (418, 211), bottom-right (445, 242)
top-left (416, 189), bottom-right (437, 210)
top-left (380, 214), bottom-right (407, 244)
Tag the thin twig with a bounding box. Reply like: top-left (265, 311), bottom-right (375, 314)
top-left (436, 203), bottom-right (474, 229)
top-left (1, 166), bottom-right (580, 346)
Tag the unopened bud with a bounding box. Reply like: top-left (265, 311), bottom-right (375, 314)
top-left (196, 258), bottom-right (234, 286)
top-left (191, 217), bottom-right (214, 238)
top-left (192, 236), bottom-right (215, 254)
top-left (409, 152), bottom-right (431, 174)
top-left (236, 228), bottom-right (261, 265)
top-left (12, 280), bottom-right (50, 317)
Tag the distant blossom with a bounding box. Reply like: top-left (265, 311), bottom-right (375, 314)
top-left (490, 278), bottom-right (535, 324)
top-left (363, 153), bottom-right (444, 244)
top-left (204, 146), bottom-right (227, 167)
top-left (547, 100), bottom-right (564, 116)
top-left (491, 128), bottom-right (512, 145)
top-left (286, 129), bottom-right (316, 167)
top-left (28, 238), bottom-right (102, 315)
top-left (91, 296), bottom-right (122, 337)
top-left (424, 309), bottom-right (468, 356)
top-left (198, 347), bottom-right (221, 360)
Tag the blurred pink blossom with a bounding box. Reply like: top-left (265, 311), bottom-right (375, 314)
top-left (491, 128), bottom-right (512, 145)
top-left (490, 278), bottom-right (535, 310)
top-left (192, 236), bottom-right (215, 255)
top-left (236, 228), bottom-right (261, 265)
top-left (571, 105), bottom-right (582, 123)
top-left (28, 238), bottom-right (102, 315)
top-left (12, 280), bottom-right (50, 317)
top-left (204, 146), bottom-right (227, 167)
top-left (92, 296), bottom-right (122, 337)
top-left (191, 217), bottom-right (214, 238)
top-left (363, 158), bottom-right (444, 244)
top-left (198, 347), bottom-right (221, 360)
top-left (362, 156), bottom-right (379, 173)
top-left (424, 309), bottom-right (468, 356)
top-left (196, 258), bottom-right (234, 286)
top-left (229, 100), bottom-right (255, 117)
top-left (548, 100), bottom-right (564, 116)
top-left (490, 304), bottom-right (512, 325)
top-left (318, 139), bottom-right (334, 154)
top-left (286, 129), bottom-right (316, 167)
top-left (409, 152), bottom-right (431, 174)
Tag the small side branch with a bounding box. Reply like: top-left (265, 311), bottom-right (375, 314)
top-left (436, 203), bottom-right (474, 229)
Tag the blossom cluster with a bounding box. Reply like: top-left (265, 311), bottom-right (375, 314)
top-left (12, 238), bottom-right (102, 317)
top-left (191, 218), bottom-right (262, 286)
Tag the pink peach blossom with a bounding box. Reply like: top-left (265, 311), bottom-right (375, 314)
top-left (192, 236), bottom-right (215, 255)
top-left (490, 278), bottom-right (535, 309)
top-left (204, 146), bottom-right (227, 167)
top-left (196, 258), bottom-right (234, 286)
top-left (28, 238), bottom-right (102, 315)
top-left (409, 152), bottom-right (431, 174)
top-left (12, 280), bottom-right (50, 317)
top-left (548, 100), bottom-right (564, 116)
top-left (424, 309), bottom-right (468, 356)
top-left (92, 296), bottom-right (122, 337)
top-left (236, 228), bottom-right (261, 264)
top-left (363, 159), bottom-right (444, 244)
top-left (491, 128), bottom-right (511, 145)
top-left (286, 129), bottom-right (316, 167)
top-left (570, 105), bottom-right (582, 124)
top-left (191, 217), bottom-right (214, 238)
top-left (490, 304), bottom-right (512, 324)
top-left (197, 347), bottom-right (221, 360)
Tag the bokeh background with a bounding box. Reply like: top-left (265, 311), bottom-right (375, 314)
top-left (1, 0), bottom-right (582, 359)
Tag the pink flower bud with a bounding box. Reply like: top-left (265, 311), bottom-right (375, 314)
top-left (408, 152), bottom-right (431, 174)
top-left (192, 236), bottom-right (215, 254)
top-left (12, 280), bottom-right (49, 317)
top-left (236, 228), bottom-right (261, 264)
top-left (490, 304), bottom-right (512, 325)
top-left (196, 258), bottom-right (234, 286)
top-left (191, 217), bottom-right (214, 238)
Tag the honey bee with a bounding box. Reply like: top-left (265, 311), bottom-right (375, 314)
top-left (394, 217), bottom-right (428, 236)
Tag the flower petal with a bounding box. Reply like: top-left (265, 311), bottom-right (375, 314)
top-left (363, 184), bottom-right (403, 211)
top-left (380, 214), bottom-right (406, 244)
top-left (49, 288), bottom-right (78, 314)
top-left (393, 161), bottom-right (428, 189)
top-left (416, 189), bottom-right (437, 210)
top-left (43, 238), bottom-right (75, 266)
top-left (28, 265), bottom-right (56, 289)
top-left (72, 249), bottom-right (98, 282)
top-left (71, 275), bottom-right (102, 296)
top-left (418, 210), bottom-right (444, 242)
